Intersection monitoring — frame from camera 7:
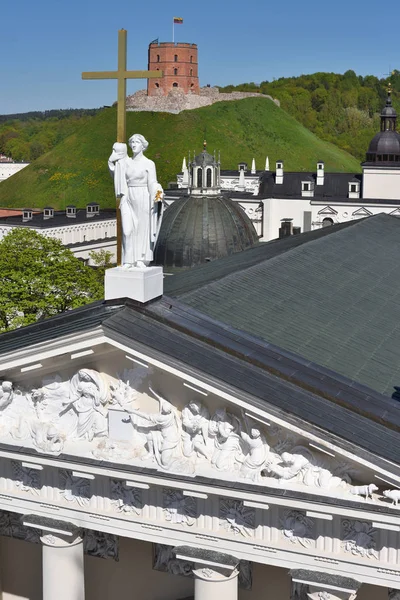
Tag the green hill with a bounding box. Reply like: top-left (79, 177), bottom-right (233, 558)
top-left (0, 98), bottom-right (361, 209)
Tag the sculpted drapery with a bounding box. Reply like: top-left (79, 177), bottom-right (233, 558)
top-left (108, 134), bottom-right (164, 268)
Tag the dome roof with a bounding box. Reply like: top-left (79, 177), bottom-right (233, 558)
top-left (367, 130), bottom-right (400, 156)
top-left (154, 194), bottom-right (259, 269)
top-left (193, 150), bottom-right (215, 166)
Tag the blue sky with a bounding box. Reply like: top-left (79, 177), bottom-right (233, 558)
top-left (1, 0), bottom-right (398, 115)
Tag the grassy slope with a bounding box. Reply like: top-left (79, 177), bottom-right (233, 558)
top-left (0, 98), bottom-right (361, 209)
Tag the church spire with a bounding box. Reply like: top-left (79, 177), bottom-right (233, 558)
top-left (381, 83), bottom-right (397, 132)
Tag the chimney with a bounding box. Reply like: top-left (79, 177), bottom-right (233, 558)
top-left (237, 167), bottom-right (246, 191)
top-left (251, 158), bottom-right (256, 174)
top-left (279, 218), bottom-right (293, 238)
top-left (265, 156), bottom-right (270, 171)
top-left (276, 160), bottom-right (284, 185)
top-left (22, 208), bottom-right (33, 222)
top-left (43, 206), bottom-right (54, 220)
top-left (316, 161), bottom-right (325, 186)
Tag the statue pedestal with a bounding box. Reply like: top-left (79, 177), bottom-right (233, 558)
top-left (105, 266), bottom-right (163, 303)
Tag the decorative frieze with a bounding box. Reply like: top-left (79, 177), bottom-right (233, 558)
top-left (59, 470), bottom-right (90, 507)
top-left (282, 510), bottom-right (315, 548)
top-left (342, 520), bottom-right (378, 559)
top-left (163, 489), bottom-right (197, 526)
top-left (111, 480), bottom-right (142, 514)
top-left (219, 499), bottom-right (255, 537)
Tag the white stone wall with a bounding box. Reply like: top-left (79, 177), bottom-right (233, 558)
top-left (362, 167), bottom-right (400, 200)
top-left (0, 162), bottom-right (29, 182)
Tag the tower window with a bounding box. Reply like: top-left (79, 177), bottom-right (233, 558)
top-left (173, 82), bottom-right (178, 87)
top-left (156, 54), bottom-right (160, 62)
top-left (174, 68), bottom-right (178, 75)
top-left (155, 83), bottom-right (159, 88)
top-left (190, 69), bottom-right (193, 76)
top-left (174, 54), bottom-right (178, 62)
top-left (206, 168), bottom-right (212, 187)
top-left (190, 56), bottom-right (193, 63)
top-left (197, 169), bottom-right (203, 187)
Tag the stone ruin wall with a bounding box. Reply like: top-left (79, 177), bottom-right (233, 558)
top-left (126, 86), bottom-right (280, 114)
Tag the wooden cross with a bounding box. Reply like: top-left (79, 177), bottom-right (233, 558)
top-left (82, 29), bottom-right (161, 142)
top-left (82, 29), bottom-right (162, 264)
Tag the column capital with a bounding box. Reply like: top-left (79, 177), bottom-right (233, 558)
top-left (290, 569), bottom-right (361, 600)
top-left (40, 531), bottom-right (83, 549)
top-left (22, 514), bottom-right (82, 548)
top-left (174, 546), bottom-right (240, 582)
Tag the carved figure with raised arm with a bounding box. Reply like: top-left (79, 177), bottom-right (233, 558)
top-left (108, 134), bottom-right (164, 268)
top-left (239, 411), bottom-right (270, 481)
top-left (0, 381), bottom-right (13, 410)
top-left (181, 400), bottom-right (210, 459)
top-left (210, 409), bottom-right (242, 471)
top-left (62, 369), bottom-right (109, 441)
top-left (130, 387), bottom-right (180, 469)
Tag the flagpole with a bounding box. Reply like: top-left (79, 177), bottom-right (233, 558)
top-left (172, 18), bottom-right (174, 43)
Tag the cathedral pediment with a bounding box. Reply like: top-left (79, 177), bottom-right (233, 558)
top-left (0, 299), bottom-right (399, 512)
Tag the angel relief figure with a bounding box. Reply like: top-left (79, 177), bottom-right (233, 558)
top-left (210, 408), bottom-right (242, 472)
top-left (129, 387), bottom-right (182, 470)
top-left (62, 369), bottom-right (109, 441)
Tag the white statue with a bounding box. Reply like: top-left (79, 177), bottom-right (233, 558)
top-left (181, 400), bottom-right (210, 459)
top-left (108, 135), bottom-right (164, 268)
top-left (210, 409), bottom-right (241, 471)
top-left (62, 369), bottom-right (109, 441)
top-left (0, 381), bottom-right (13, 410)
top-left (129, 387), bottom-right (180, 469)
top-left (239, 411), bottom-right (270, 481)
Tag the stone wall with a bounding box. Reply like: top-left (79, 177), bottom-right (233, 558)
top-left (126, 87), bottom-right (280, 114)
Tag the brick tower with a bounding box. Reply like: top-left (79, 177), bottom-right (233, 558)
top-left (147, 42), bottom-right (199, 96)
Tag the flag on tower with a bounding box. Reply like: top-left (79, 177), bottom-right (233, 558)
top-left (173, 17), bottom-right (183, 24)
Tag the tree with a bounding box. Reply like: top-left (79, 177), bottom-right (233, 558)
top-left (0, 229), bottom-right (103, 332)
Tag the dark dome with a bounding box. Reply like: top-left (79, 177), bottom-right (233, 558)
top-left (154, 195), bottom-right (259, 269)
top-left (193, 151), bottom-right (215, 166)
top-left (368, 131), bottom-right (400, 154)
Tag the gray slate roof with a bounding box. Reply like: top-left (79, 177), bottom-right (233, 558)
top-left (165, 214), bottom-right (400, 396)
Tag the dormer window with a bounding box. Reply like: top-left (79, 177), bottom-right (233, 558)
top-left (43, 207), bottom-right (54, 220)
top-left (301, 178), bottom-right (315, 197)
top-left (66, 205), bottom-right (77, 218)
top-left (86, 203), bottom-right (100, 217)
top-left (238, 162), bottom-right (247, 172)
top-left (22, 208), bottom-right (33, 222)
top-left (348, 180), bottom-right (360, 199)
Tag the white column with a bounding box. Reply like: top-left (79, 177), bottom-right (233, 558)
top-left (193, 563), bottom-right (239, 600)
top-left (41, 530), bottom-right (85, 600)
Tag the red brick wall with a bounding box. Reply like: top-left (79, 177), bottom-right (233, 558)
top-left (147, 42), bottom-right (199, 96)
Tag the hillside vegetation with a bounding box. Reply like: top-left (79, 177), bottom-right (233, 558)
top-left (219, 71), bottom-right (400, 161)
top-left (0, 98), bottom-right (361, 209)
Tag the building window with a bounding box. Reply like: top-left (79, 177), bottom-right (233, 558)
top-left (190, 56), bottom-right (193, 63)
top-left (173, 82), bottom-right (178, 87)
top-left (350, 184), bottom-right (357, 193)
top-left (174, 68), bottom-right (178, 75)
top-left (190, 84), bottom-right (194, 88)
top-left (155, 83), bottom-right (159, 88)
top-left (174, 54), bottom-right (178, 62)
top-left (322, 218), bottom-right (333, 227)
top-left (206, 168), bottom-right (212, 187)
top-left (105, 231), bottom-right (108, 238)
top-left (197, 168), bottom-right (203, 187)
top-left (156, 55), bottom-right (160, 62)
top-left (303, 183), bottom-right (309, 191)
top-left (190, 69), bottom-right (193, 76)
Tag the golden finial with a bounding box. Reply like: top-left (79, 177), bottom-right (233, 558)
top-left (388, 82), bottom-right (392, 95)
top-left (203, 139), bottom-right (207, 151)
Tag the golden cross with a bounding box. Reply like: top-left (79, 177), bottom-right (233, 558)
top-left (82, 29), bottom-right (161, 142)
top-left (82, 29), bottom-right (162, 265)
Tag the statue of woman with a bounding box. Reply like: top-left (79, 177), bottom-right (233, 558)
top-left (108, 135), bottom-right (164, 268)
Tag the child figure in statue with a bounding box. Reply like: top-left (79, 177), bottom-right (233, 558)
top-left (108, 135), bottom-right (164, 269)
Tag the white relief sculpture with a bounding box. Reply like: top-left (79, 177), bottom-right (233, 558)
top-left (350, 483), bottom-right (378, 501)
top-left (84, 530), bottom-right (119, 560)
top-left (268, 447), bottom-right (349, 490)
top-left (0, 381), bottom-right (13, 410)
top-left (110, 367), bottom-right (148, 412)
top-left (210, 409), bottom-right (242, 471)
top-left (31, 422), bottom-right (64, 455)
top-left (291, 582), bottom-right (310, 600)
top-left (62, 369), bottom-right (109, 441)
top-left (0, 511), bottom-right (40, 543)
top-left (342, 520), bottom-right (378, 559)
top-left (163, 489), bottom-right (197, 526)
top-left (181, 400), bottom-right (210, 459)
top-left (12, 461), bottom-right (40, 496)
top-left (111, 480), bottom-right (142, 514)
top-left (281, 510), bottom-right (314, 548)
top-left (108, 134), bottom-right (164, 268)
top-left (60, 470), bottom-right (90, 507)
top-left (238, 410), bottom-right (270, 481)
top-left (130, 387), bottom-right (182, 470)
top-left (383, 490), bottom-right (400, 506)
top-left (220, 499), bottom-right (255, 537)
